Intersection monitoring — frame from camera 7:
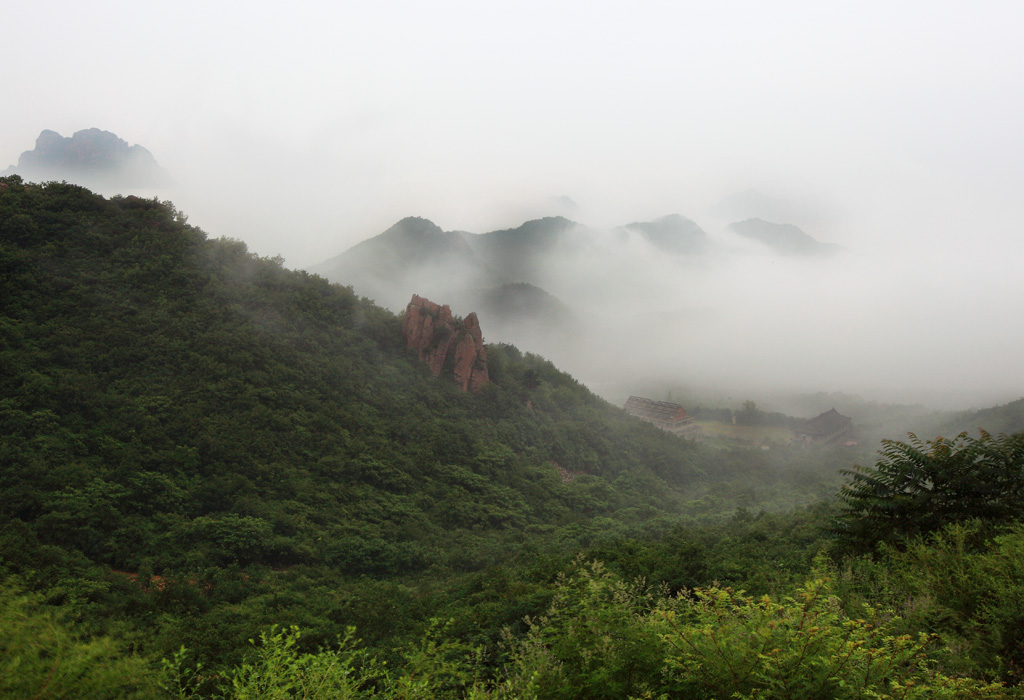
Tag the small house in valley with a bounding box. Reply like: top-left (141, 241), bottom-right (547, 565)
top-left (794, 408), bottom-right (854, 445)
top-left (624, 396), bottom-right (703, 440)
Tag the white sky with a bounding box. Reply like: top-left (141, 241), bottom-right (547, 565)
top-left (4, 0), bottom-right (1023, 407)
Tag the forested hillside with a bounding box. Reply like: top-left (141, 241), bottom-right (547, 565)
top-left (2, 176), bottom-right (1023, 698)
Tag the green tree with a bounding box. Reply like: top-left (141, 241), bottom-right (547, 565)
top-left (831, 430), bottom-right (1024, 555)
top-left (881, 521), bottom-right (1024, 684)
top-left (736, 400), bottom-right (761, 426)
top-left (654, 574), bottom-right (1012, 699)
top-left (0, 580), bottom-right (159, 700)
top-left (498, 559), bottom-right (664, 700)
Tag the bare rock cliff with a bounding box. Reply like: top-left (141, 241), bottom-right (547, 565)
top-left (402, 295), bottom-right (489, 392)
top-left (452, 312), bottom-right (489, 392)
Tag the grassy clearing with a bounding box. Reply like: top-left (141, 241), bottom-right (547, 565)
top-left (696, 421), bottom-right (794, 444)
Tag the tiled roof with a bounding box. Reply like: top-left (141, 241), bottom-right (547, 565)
top-left (797, 408), bottom-right (852, 436)
top-left (624, 396), bottom-right (691, 423)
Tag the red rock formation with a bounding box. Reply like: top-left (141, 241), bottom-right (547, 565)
top-left (452, 312), bottom-right (489, 392)
top-left (402, 295), bottom-right (489, 392)
top-left (402, 294), bottom-right (450, 376)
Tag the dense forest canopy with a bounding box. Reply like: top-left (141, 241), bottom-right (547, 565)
top-left (2, 176), bottom-right (1023, 698)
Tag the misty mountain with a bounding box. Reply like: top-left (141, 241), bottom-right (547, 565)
top-left (622, 214), bottom-right (709, 255)
top-left (943, 397), bottom-right (1024, 436)
top-left (309, 216), bottom-right (590, 349)
top-left (2, 128), bottom-right (171, 191)
top-left (0, 176), bottom-right (706, 669)
top-left (309, 211), bottom-right (861, 394)
top-left (728, 218), bottom-right (844, 256)
top-left (312, 214), bottom-right (716, 310)
top-left (308, 216), bottom-right (488, 308)
top-left (450, 282), bottom-right (584, 346)
top-left (311, 213), bottom-right (715, 309)
top-left (5, 177), bottom-right (1023, 694)
top-left (464, 216), bottom-right (582, 284)
top-left (336, 215), bottom-right (477, 271)
top-left (713, 189), bottom-right (842, 234)
top-left (9, 177), bottom-right (856, 667)
top-left (0, 175), bottom-right (727, 583)
top-left (462, 282), bottom-right (577, 322)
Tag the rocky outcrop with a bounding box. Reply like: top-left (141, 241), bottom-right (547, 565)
top-left (402, 294), bottom-right (489, 392)
top-left (452, 312), bottom-right (489, 392)
top-left (3, 128), bottom-right (171, 189)
top-left (402, 294), bottom-right (451, 370)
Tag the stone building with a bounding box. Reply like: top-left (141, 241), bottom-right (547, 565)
top-left (624, 396), bottom-right (703, 440)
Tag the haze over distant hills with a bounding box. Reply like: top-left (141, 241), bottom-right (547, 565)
top-left (308, 212), bottom-right (854, 400)
top-left (306, 207), bottom-right (1020, 411)
top-left (308, 213), bottom-right (724, 337)
top-left (712, 189), bottom-right (845, 236)
top-left (623, 214), bottom-right (710, 255)
top-left (310, 211), bottom-right (832, 307)
top-left (728, 218), bottom-right (845, 256)
top-left (2, 128), bottom-right (171, 192)
top-left (3, 174), bottom-right (1022, 700)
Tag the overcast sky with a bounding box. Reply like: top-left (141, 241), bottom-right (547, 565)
top-left (4, 0), bottom-right (1023, 407)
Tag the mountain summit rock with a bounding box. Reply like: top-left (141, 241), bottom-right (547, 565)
top-left (3, 128), bottom-right (171, 190)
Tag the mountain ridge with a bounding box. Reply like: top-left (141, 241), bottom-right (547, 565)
top-left (728, 217), bottom-right (844, 256)
top-left (308, 211), bottom-right (846, 382)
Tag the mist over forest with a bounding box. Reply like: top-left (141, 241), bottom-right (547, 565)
top-left (5, 0), bottom-right (1024, 413)
top-left (4, 175), bottom-right (1024, 699)
top-left (4, 3), bottom-right (1024, 696)
top-left (5, 124), bottom-right (1021, 412)
top-left (304, 206), bottom-right (1019, 412)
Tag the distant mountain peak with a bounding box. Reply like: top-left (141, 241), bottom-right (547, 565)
top-left (728, 218), bottom-right (843, 256)
top-left (624, 214), bottom-right (708, 255)
top-left (3, 128), bottom-right (171, 189)
top-left (714, 188), bottom-right (839, 223)
top-left (528, 215), bottom-right (574, 226)
top-left (370, 217), bottom-right (473, 257)
top-left (651, 213), bottom-right (690, 224)
top-left (384, 216), bottom-right (445, 236)
top-left (499, 216), bottom-right (578, 235)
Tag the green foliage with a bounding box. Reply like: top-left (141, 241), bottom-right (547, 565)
top-left (163, 621), bottom-right (494, 700)
top-left (654, 574), bottom-right (1012, 699)
top-left (874, 522), bottom-right (1024, 683)
top-left (179, 562), bottom-right (1015, 699)
top-left (466, 561), bottom-right (1017, 700)
top-left (0, 579), bottom-right (159, 700)
top-left (832, 430), bottom-right (1024, 555)
top-left (8, 177), bottom-right (1018, 695)
top-left (498, 560), bottom-right (663, 700)
top-left (5, 559), bottom-right (1018, 700)
top-left (0, 177), bottom-right (721, 670)
top-left (736, 400), bottom-right (762, 426)
top-left (222, 626), bottom-right (375, 700)
top-left (162, 625), bottom-right (378, 700)
top-left (588, 502), bottom-right (835, 598)
top-left (189, 513), bottom-right (274, 567)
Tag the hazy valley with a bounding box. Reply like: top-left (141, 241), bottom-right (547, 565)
top-left (307, 207), bottom-right (1020, 416)
top-left (6, 1), bottom-right (1024, 696)
top-left (3, 175), bottom-right (1024, 698)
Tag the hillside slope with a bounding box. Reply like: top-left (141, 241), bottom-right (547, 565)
top-left (1, 176), bottom-right (720, 575)
top-left (1, 177), bottom-right (868, 675)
